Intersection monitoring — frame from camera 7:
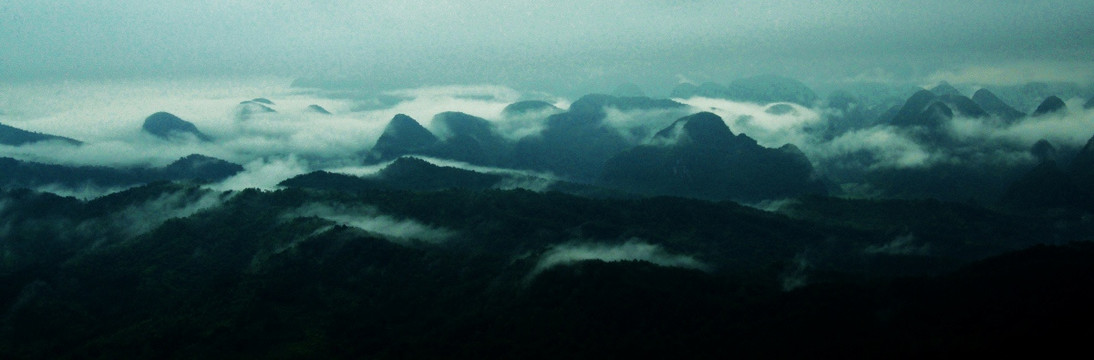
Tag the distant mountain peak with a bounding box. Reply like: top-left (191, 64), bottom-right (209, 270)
top-left (142, 112), bottom-right (211, 142)
top-left (502, 100), bottom-right (561, 116)
top-left (602, 111), bottom-right (826, 201)
top-left (937, 94), bottom-right (988, 118)
top-left (161, 154), bottom-right (244, 181)
top-left (972, 88), bottom-right (1025, 121)
top-left (654, 112), bottom-right (734, 147)
top-left (235, 101), bottom-right (277, 120)
top-left (246, 98), bottom-right (274, 105)
top-left (431, 112), bottom-right (502, 143)
top-left (765, 103), bottom-right (798, 115)
top-left (368, 114), bottom-right (439, 162)
top-left (306, 104), bottom-right (331, 114)
top-left (929, 81), bottom-right (962, 97)
top-left (1032, 96), bottom-right (1066, 116)
top-left (889, 90), bottom-right (940, 126)
top-left (386, 114), bottom-right (431, 134)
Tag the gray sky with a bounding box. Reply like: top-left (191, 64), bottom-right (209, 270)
top-left (3, 0), bottom-right (1093, 94)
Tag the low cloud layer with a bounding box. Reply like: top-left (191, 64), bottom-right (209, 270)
top-left (104, 189), bottom-right (229, 239)
top-left (676, 94), bottom-right (1094, 173)
top-left (674, 97), bottom-right (824, 149)
top-left (208, 156), bottom-right (310, 191)
top-left (4, 77), bottom-right (1093, 202)
top-left (865, 234), bottom-right (930, 256)
top-left (0, 80), bottom-right (551, 166)
top-left (925, 62), bottom-right (1094, 87)
top-left (287, 203), bottom-right (455, 245)
top-left (529, 240), bottom-right (709, 280)
top-left (1, 80), bottom-right (559, 197)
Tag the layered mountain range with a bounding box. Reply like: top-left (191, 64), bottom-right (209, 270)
top-left (3, 77), bottom-right (1094, 358)
top-left (4, 76), bottom-right (1091, 207)
top-left (352, 94), bottom-right (826, 202)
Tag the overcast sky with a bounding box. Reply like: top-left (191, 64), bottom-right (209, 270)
top-left (3, 0), bottom-right (1093, 95)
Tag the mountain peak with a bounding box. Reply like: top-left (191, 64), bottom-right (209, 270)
top-left (765, 103), bottom-right (798, 115)
top-left (502, 100), bottom-right (561, 116)
top-left (235, 101), bottom-right (276, 120)
top-left (890, 90), bottom-right (942, 127)
top-left (938, 94), bottom-right (988, 118)
top-left (142, 112), bottom-right (211, 141)
top-left (245, 98), bottom-right (274, 105)
top-left (161, 154), bottom-right (244, 181)
top-left (972, 88), bottom-right (1025, 121)
top-left (432, 112), bottom-right (494, 139)
top-left (369, 114), bottom-right (438, 161)
top-left (654, 112), bottom-right (734, 147)
top-left (306, 104), bottom-right (331, 114)
top-left (1032, 96), bottom-right (1066, 116)
top-left (386, 114), bottom-right (429, 133)
top-left (929, 81), bottom-right (962, 97)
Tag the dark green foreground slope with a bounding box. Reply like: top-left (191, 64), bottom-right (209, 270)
top-left (1, 183), bottom-right (1092, 358)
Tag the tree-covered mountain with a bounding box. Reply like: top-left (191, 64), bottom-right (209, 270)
top-left (6, 77), bottom-right (1094, 358)
top-left (806, 86), bottom-right (1087, 203)
top-left (427, 112), bottom-right (511, 165)
top-left (282, 156), bottom-right (627, 198)
top-left (0, 122), bottom-right (82, 146)
top-left (2, 178), bottom-right (1092, 358)
top-left (1002, 134), bottom-right (1094, 211)
top-left (600, 112), bottom-right (826, 202)
top-left (282, 157), bottom-right (504, 192)
top-left (365, 114), bottom-right (440, 163)
top-left (509, 94), bottom-right (687, 181)
top-left (887, 90), bottom-right (989, 142)
top-left (0, 154), bottom-right (242, 189)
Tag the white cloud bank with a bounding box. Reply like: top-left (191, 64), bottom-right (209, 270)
top-left (287, 203), bottom-right (455, 245)
top-left (528, 239), bottom-right (709, 280)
